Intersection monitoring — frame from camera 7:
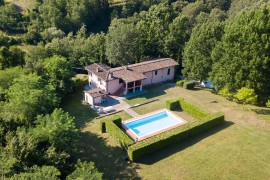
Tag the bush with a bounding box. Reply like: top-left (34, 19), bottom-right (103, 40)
top-left (127, 112), bottom-right (225, 161)
top-left (178, 98), bottom-right (209, 120)
top-left (183, 81), bottom-right (195, 89)
top-left (99, 115), bottom-right (121, 133)
top-left (234, 87), bottom-right (257, 105)
top-left (218, 87), bottom-right (234, 100)
top-left (166, 99), bottom-right (180, 110)
top-left (176, 80), bottom-right (187, 87)
top-left (266, 99), bottom-right (270, 108)
top-left (101, 115), bottom-right (134, 149)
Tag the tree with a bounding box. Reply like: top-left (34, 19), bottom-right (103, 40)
top-left (11, 165), bottom-right (60, 180)
top-left (0, 46), bottom-right (25, 70)
top-left (180, 1), bottom-right (209, 24)
top-left (0, 67), bottom-right (25, 101)
top-left (24, 45), bottom-right (49, 75)
top-left (0, 4), bottom-right (27, 33)
top-left (0, 147), bottom-right (18, 178)
top-left (228, 0), bottom-right (270, 19)
top-left (4, 129), bottom-right (37, 168)
top-left (182, 22), bottom-right (224, 82)
top-left (164, 15), bottom-right (191, 64)
top-left (67, 160), bottom-right (102, 180)
top-left (1, 74), bottom-right (59, 125)
top-left (41, 27), bottom-right (65, 43)
top-left (136, 3), bottom-right (174, 57)
top-left (33, 108), bottom-right (78, 151)
top-left (43, 55), bottom-right (74, 96)
top-left (106, 22), bottom-right (141, 65)
top-left (210, 7), bottom-right (270, 97)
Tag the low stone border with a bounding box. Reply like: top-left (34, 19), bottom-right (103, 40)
top-left (96, 110), bottom-right (124, 119)
top-left (130, 98), bottom-right (159, 108)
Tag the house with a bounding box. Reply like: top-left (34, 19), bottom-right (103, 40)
top-left (84, 58), bottom-right (178, 106)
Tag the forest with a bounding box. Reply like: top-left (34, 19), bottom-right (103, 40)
top-left (1, 0), bottom-right (270, 179)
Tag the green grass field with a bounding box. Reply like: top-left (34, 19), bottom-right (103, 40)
top-left (62, 82), bottom-right (270, 179)
top-left (5, 0), bottom-right (37, 13)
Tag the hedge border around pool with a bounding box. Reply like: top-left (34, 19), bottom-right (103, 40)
top-left (127, 98), bottom-right (225, 161)
top-left (99, 115), bottom-right (134, 149)
top-left (127, 112), bottom-right (224, 161)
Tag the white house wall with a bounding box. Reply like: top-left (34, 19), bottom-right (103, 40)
top-left (88, 73), bottom-right (107, 90)
top-left (142, 71), bottom-right (153, 86)
top-left (142, 67), bottom-right (175, 86)
top-left (107, 79), bottom-right (121, 94)
top-left (85, 93), bottom-right (94, 105)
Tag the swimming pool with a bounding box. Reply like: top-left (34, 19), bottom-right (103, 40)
top-left (122, 109), bottom-right (187, 142)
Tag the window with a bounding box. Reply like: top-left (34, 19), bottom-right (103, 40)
top-left (154, 70), bottom-right (158, 75)
top-left (98, 78), bottom-right (102, 84)
top-left (167, 68), bottom-right (171, 75)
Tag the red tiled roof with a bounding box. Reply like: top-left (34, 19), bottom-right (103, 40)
top-left (85, 58), bottom-right (178, 82)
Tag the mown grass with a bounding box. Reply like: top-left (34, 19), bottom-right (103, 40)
top-left (5, 0), bottom-right (37, 13)
top-left (62, 81), bottom-right (270, 179)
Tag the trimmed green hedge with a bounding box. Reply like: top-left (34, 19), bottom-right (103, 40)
top-left (166, 99), bottom-right (180, 110)
top-left (178, 98), bottom-right (209, 120)
top-left (99, 115), bottom-right (121, 133)
top-left (166, 98), bottom-right (209, 120)
top-left (101, 116), bottom-right (134, 149)
top-left (183, 81), bottom-right (195, 89)
top-left (127, 112), bottom-right (224, 161)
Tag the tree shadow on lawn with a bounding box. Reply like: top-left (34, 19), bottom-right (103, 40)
top-left (137, 121), bottom-right (234, 165)
top-left (61, 88), bottom-right (98, 129)
top-left (125, 83), bottom-right (174, 101)
top-left (252, 109), bottom-right (270, 116)
top-left (73, 131), bottom-right (141, 180)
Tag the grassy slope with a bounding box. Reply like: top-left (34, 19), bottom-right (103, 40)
top-left (62, 82), bottom-right (270, 179)
top-left (5, 0), bottom-right (37, 13)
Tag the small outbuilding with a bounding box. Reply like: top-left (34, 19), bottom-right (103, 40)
top-left (84, 88), bottom-right (107, 106)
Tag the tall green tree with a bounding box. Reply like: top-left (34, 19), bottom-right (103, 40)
top-left (0, 46), bottom-right (25, 70)
top-left (210, 7), bottom-right (270, 97)
top-left (0, 4), bottom-right (27, 33)
top-left (11, 165), bottom-right (60, 180)
top-left (1, 74), bottom-right (59, 125)
top-left (0, 67), bottom-right (25, 101)
top-left (67, 160), bottom-right (102, 180)
top-left (43, 55), bottom-right (74, 96)
top-left (164, 15), bottom-right (191, 64)
top-left (136, 3), bottom-right (174, 57)
top-left (182, 22), bottom-right (224, 82)
top-left (106, 22), bottom-right (141, 65)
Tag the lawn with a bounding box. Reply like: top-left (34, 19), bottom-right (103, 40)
top-left (62, 82), bottom-right (270, 179)
top-left (5, 0), bottom-right (37, 13)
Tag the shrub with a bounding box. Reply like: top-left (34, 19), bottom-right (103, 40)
top-left (176, 80), bottom-right (187, 87)
top-left (127, 112), bottom-right (225, 161)
top-left (218, 87), bottom-right (234, 100)
top-left (99, 115), bottom-right (121, 133)
top-left (166, 99), bottom-right (180, 110)
top-left (234, 87), bottom-right (257, 105)
top-left (103, 116), bottom-right (134, 149)
top-left (266, 99), bottom-right (270, 108)
top-left (183, 81), bottom-right (195, 89)
top-left (178, 98), bottom-right (209, 120)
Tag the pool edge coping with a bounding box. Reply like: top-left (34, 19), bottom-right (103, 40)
top-left (122, 108), bottom-right (188, 142)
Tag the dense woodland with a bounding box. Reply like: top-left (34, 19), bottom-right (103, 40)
top-left (1, 0), bottom-right (270, 179)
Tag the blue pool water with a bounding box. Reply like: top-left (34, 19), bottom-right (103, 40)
top-left (124, 110), bottom-right (184, 138)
